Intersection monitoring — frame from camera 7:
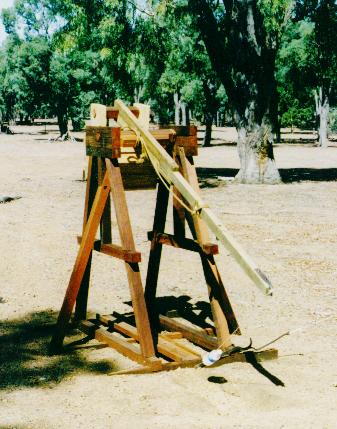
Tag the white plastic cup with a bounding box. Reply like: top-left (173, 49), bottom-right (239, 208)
top-left (202, 349), bottom-right (223, 366)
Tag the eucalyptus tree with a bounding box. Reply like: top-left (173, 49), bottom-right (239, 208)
top-left (187, 0), bottom-right (294, 183)
top-left (276, 20), bottom-right (316, 131)
top-left (294, 0), bottom-right (337, 147)
top-left (157, 9), bottom-right (222, 144)
top-left (1, 0), bottom-right (108, 134)
top-left (135, 2), bottom-right (224, 144)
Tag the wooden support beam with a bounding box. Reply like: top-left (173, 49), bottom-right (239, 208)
top-left (77, 236), bottom-right (101, 251)
top-left (50, 173), bottom-right (111, 351)
top-left (108, 348), bottom-right (277, 375)
top-left (99, 314), bottom-right (183, 340)
top-left (107, 106), bottom-right (139, 120)
top-left (114, 100), bottom-right (179, 173)
top-left (144, 182), bottom-right (170, 337)
top-left (147, 231), bottom-right (218, 255)
top-left (105, 319), bottom-right (200, 362)
top-left (76, 238), bottom-right (141, 263)
top-left (105, 158), bottom-right (155, 358)
top-left (86, 126), bottom-right (121, 158)
top-left (97, 158), bottom-right (112, 245)
top-left (159, 315), bottom-right (218, 350)
top-left (178, 148), bottom-right (238, 343)
top-left (109, 359), bottom-right (200, 376)
top-left (120, 129), bottom-right (176, 148)
top-left (75, 156), bottom-right (98, 321)
top-left (80, 321), bottom-right (161, 369)
top-left (100, 244), bottom-right (141, 263)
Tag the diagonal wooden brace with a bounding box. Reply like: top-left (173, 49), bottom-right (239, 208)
top-left (50, 173), bottom-right (111, 352)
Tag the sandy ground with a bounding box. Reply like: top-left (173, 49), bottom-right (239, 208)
top-left (0, 125), bottom-right (336, 429)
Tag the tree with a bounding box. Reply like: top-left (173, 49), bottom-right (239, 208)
top-left (276, 20), bottom-right (316, 131)
top-left (0, 0), bottom-right (108, 135)
top-left (187, 0), bottom-right (294, 183)
top-left (157, 9), bottom-right (222, 145)
top-left (294, 0), bottom-right (337, 147)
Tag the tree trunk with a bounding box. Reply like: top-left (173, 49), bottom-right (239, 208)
top-left (134, 86), bottom-right (145, 103)
top-left (174, 92), bottom-right (181, 126)
top-left (203, 113), bottom-right (213, 147)
top-left (202, 78), bottom-right (219, 147)
top-left (181, 102), bottom-right (190, 127)
top-left (314, 87), bottom-right (329, 148)
top-left (235, 121), bottom-right (280, 183)
top-left (57, 112), bottom-right (68, 136)
top-left (189, 0), bottom-right (282, 184)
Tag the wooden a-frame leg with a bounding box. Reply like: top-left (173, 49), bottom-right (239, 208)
top-left (50, 172), bottom-right (111, 352)
top-left (98, 157), bottom-right (112, 245)
top-left (178, 148), bottom-right (240, 347)
top-left (144, 181), bottom-right (170, 340)
top-left (173, 154), bottom-right (186, 237)
top-left (75, 156), bottom-right (98, 321)
top-left (105, 159), bottom-right (155, 358)
top-left (75, 157), bottom-right (112, 322)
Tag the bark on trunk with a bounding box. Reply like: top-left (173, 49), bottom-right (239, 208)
top-left (235, 122), bottom-right (281, 184)
top-left (315, 87), bottom-right (329, 148)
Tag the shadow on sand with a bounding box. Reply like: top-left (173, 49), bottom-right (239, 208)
top-left (0, 310), bottom-right (116, 390)
top-left (197, 167), bottom-right (337, 184)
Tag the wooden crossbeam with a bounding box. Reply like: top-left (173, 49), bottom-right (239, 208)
top-left (100, 244), bottom-right (141, 263)
top-left (159, 315), bottom-right (218, 350)
top-left (77, 236), bottom-right (141, 263)
top-left (147, 231), bottom-right (218, 255)
top-left (97, 316), bottom-right (200, 362)
top-left (80, 321), bottom-right (161, 368)
top-left (107, 106), bottom-right (140, 120)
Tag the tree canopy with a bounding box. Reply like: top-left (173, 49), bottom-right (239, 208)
top-left (0, 0), bottom-right (336, 180)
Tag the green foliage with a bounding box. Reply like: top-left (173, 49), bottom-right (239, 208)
top-left (329, 108), bottom-right (337, 132)
top-left (277, 1), bottom-right (337, 131)
top-left (276, 20), bottom-right (316, 128)
top-left (258, 0), bottom-right (294, 47)
top-left (0, 0), bottom-right (336, 135)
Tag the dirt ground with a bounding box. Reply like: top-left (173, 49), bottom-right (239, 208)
top-left (0, 125), bottom-right (336, 429)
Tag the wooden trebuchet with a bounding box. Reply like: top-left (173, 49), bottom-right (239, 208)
top-left (114, 99), bottom-right (273, 296)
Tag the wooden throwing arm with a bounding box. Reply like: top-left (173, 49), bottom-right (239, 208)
top-left (114, 99), bottom-right (273, 296)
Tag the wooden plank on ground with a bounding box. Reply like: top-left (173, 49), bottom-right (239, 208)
top-left (159, 315), bottom-right (218, 350)
top-left (111, 320), bottom-right (199, 362)
top-left (80, 321), bottom-right (161, 369)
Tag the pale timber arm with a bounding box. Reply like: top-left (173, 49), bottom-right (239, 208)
top-left (114, 99), bottom-right (273, 296)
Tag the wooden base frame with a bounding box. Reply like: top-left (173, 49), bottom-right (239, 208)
top-left (50, 145), bottom-right (277, 374)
